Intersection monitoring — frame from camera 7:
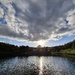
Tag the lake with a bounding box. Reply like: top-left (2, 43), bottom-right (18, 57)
top-left (0, 56), bottom-right (75, 75)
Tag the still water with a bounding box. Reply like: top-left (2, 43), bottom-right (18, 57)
top-left (0, 56), bottom-right (75, 75)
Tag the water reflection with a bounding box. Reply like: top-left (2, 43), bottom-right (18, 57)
top-left (0, 56), bottom-right (75, 75)
top-left (39, 57), bottom-right (43, 75)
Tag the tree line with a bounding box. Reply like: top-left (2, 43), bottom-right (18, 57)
top-left (0, 40), bottom-right (75, 56)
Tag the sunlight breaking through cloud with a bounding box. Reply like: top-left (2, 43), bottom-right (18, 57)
top-left (0, 0), bottom-right (75, 42)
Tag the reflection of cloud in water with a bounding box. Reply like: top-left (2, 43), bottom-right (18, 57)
top-left (39, 57), bottom-right (43, 75)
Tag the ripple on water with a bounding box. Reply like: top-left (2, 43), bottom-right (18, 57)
top-left (0, 56), bottom-right (75, 75)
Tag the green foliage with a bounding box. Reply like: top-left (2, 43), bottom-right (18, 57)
top-left (60, 49), bottom-right (75, 55)
top-left (0, 39), bottom-right (75, 56)
top-left (0, 42), bottom-right (32, 56)
top-left (72, 40), bottom-right (75, 49)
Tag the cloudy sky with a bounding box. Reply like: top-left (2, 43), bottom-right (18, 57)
top-left (0, 0), bottom-right (75, 47)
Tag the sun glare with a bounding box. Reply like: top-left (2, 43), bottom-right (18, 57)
top-left (37, 40), bottom-right (45, 46)
top-left (39, 57), bottom-right (43, 75)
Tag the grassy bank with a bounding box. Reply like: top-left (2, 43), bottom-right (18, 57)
top-left (60, 49), bottom-right (75, 55)
top-left (51, 49), bottom-right (75, 58)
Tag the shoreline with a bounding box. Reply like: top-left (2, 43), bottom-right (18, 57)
top-left (0, 53), bottom-right (75, 59)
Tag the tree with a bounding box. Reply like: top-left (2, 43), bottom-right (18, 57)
top-left (72, 40), bottom-right (75, 49)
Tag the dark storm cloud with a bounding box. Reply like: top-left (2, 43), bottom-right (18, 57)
top-left (0, 0), bottom-right (75, 41)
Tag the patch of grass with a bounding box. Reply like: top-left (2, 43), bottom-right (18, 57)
top-left (60, 49), bottom-right (75, 55)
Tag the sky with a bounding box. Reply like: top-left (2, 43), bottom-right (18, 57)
top-left (0, 0), bottom-right (75, 47)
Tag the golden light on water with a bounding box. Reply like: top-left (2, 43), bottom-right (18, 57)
top-left (39, 57), bottom-right (43, 75)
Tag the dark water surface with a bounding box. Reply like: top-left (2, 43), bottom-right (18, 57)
top-left (0, 56), bottom-right (75, 75)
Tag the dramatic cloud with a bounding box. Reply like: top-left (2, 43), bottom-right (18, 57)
top-left (0, 0), bottom-right (75, 42)
top-left (0, 7), bottom-right (4, 18)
